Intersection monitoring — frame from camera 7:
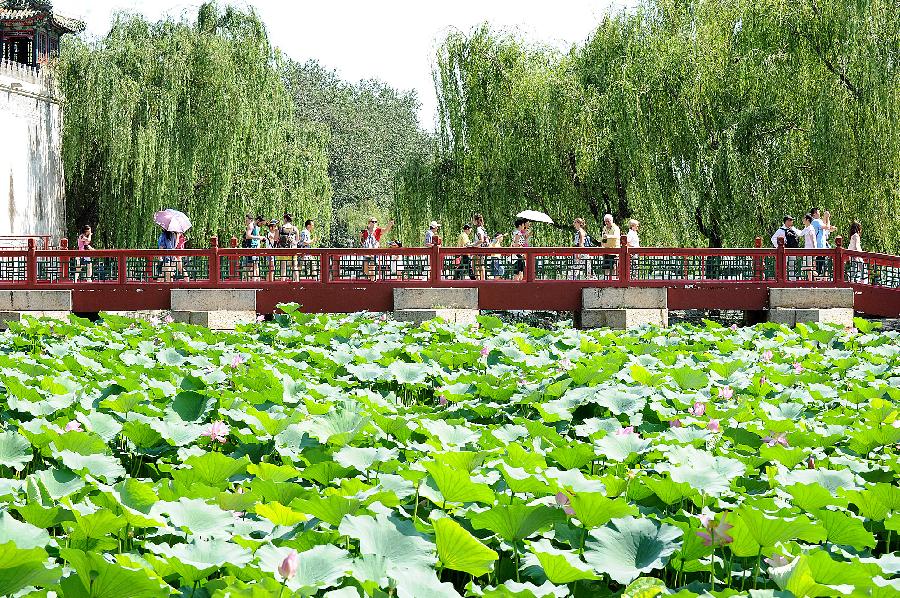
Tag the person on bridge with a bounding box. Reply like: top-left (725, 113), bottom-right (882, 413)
top-left (573, 218), bottom-right (591, 279)
top-left (157, 230), bottom-right (177, 283)
top-left (361, 218), bottom-right (394, 281)
top-left (847, 221), bottom-right (867, 283)
top-left (772, 216), bottom-right (801, 280)
top-left (242, 214), bottom-right (265, 281)
top-left (511, 217), bottom-right (531, 281)
top-left (800, 214), bottom-right (817, 281)
top-left (425, 221), bottom-right (441, 247)
top-left (473, 213), bottom-right (490, 279)
top-left (295, 218), bottom-right (313, 281)
top-left (75, 225), bottom-right (94, 282)
top-left (454, 224), bottom-right (476, 280)
top-left (600, 214), bottom-right (621, 279)
top-left (626, 219), bottom-right (640, 248)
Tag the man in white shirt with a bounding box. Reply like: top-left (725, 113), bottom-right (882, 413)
top-left (424, 221), bottom-right (440, 247)
top-left (626, 219), bottom-right (640, 248)
top-left (772, 215), bottom-right (800, 280)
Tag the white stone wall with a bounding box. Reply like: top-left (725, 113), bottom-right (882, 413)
top-left (0, 62), bottom-right (65, 243)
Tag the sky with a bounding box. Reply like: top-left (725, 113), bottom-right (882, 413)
top-left (54, 0), bottom-right (635, 127)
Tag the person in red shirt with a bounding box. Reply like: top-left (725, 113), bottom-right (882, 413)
top-left (361, 218), bottom-right (394, 280)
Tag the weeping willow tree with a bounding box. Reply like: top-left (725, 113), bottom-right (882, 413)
top-left (59, 3), bottom-right (332, 248)
top-left (397, 0), bottom-right (900, 251)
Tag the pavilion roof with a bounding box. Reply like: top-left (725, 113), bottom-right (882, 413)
top-left (0, 1), bottom-right (85, 34)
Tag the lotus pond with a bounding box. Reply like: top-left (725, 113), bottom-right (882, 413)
top-left (0, 309), bottom-right (898, 597)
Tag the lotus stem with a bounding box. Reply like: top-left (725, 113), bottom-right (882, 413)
top-left (751, 548), bottom-right (762, 590)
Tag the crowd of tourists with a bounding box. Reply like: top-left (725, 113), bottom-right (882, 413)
top-left (69, 208), bottom-right (864, 283)
top-left (770, 207), bottom-right (864, 281)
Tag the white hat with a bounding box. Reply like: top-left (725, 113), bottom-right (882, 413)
top-left (430, 221), bottom-right (441, 229)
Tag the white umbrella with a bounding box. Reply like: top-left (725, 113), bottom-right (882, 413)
top-left (517, 210), bottom-right (554, 224)
top-left (154, 209), bottom-right (192, 233)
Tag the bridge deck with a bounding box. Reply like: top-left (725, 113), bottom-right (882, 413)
top-left (0, 239), bottom-right (897, 317)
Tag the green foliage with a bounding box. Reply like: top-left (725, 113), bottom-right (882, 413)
top-left (0, 309), bottom-right (897, 596)
top-left (398, 0), bottom-right (900, 251)
top-left (281, 59), bottom-right (431, 246)
top-left (59, 3), bottom-right (333, 249)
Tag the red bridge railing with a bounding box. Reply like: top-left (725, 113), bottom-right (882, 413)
top-left (0, 236), bottom-right (897, 316)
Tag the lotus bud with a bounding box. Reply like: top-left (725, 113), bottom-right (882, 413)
top-left (278, 550), bottom-right (299, 579)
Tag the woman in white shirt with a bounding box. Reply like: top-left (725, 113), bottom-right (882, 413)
top-left (847, 221), bottom-right (866, 283)
top-left (800, 214), bottom-right (817, 281)
top-left (626, 219), bottom-right (640, 248)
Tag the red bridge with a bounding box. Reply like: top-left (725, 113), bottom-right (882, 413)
top-left (0, 236), bottom-right (897, 318)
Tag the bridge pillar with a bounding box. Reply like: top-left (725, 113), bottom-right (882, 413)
top-left (578, 288), bottom-right (668, 330)
top-left (393, 288), bottom-right (479, 325)
top-left (0, 290), bottom-right (72, 330)
top-left (767, 288), bottom-right (854, 326)
top-left (170, 289), bottom-right (257, 330)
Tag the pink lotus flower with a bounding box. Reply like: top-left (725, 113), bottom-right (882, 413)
top-left (256, 314), bottom-right (266, 323)
top-left (278, 550), bottom-right (299, 579)
top-left (230, 355), bottom-right (243, 369)
top-left (807, 456), bottom-right (815, 469)
top-left (761, 350), bottom-right (773, 362)
top-left (707, 419), bottom-right (720, 433)
top-left (759, 376), bottom-right (768, 387)
top-left (697, 512), bottom-right (733, 547)
top-left (164, 314), bottom-right (174, 324)
top-left (730, 324), bottom-right (739, 331)
top-left (762, 432), bottom-right (789, 448)
top-left (690, 402), bottom-right (706, 417)
top-left (793, 362), bottom-right (803, 374)
top-left (518, 378), bottom-right (527, 386)
top-left (64, 421), bottom-right (82, 433)
top-left (669, 419), bottom-right (682, 428)
top-left (893, 420), bottom-right (900, 429)
top-left (202, 421), bottom-right (229, 444)
top-left (555, 492), bottom-right (575, 516)
top-left (720, 386), bottom-right (734, 400)
top-left (480, 347), bottom-right (490, 358)
top-left (559, 357), bottom-right (573, 371)
top-left (438, 395), bottom-right (448, 406)
top-left (616, 426), bottom-right (635, 436)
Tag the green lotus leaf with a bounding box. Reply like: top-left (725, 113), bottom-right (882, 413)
top-left (479, 580), bottom-right (569, 597)
top-left (338, 513), bottom-right (436, 570)
top-left (147, 539), bottom-right (252, 584)
top-left (387, 361), bottom-right (431, 385)
top-left (786, 483), bottom-right (849, 512)
top-left (569, 493), bottom-right (638, 528)
top-left (434, 516), bottom-right (498, 577)
top-left (424, 462), bottom-right (495, 505)
top-left (469, 505), bottom-right (565, 543)
top-left (0, 430), bottom-right (33, 471)
top-left (334, 446), bottom-right (399, 472)
top-left (59, 548), bottom-right (169, 598)
top-left (842, 483), bottom-right (900, 521)
top-left (151, 497), bottom-right (234, 538)
top-left (669, 367), bottom-right (709, 390)
top-left (179, 452), bottom-right (250, 489)
top-left (595, 432), bottom-right (651, 462)
top-left (0, 513), bottom-right (50, 550)
top-left (815, 509), bottom-right (877, 549)
top-left (391, 565), bottom-right (463, 598)
top-left (729, 508), bottom-right (824, 557)
top-left (0, 543), bottom-right (61, 595)
top-left (294, 495), bottom-right (361, 526)
top-left (548, 443), bottom-right (596, 470)
top-left (583, 516), bottom-right (682, 584)
top-left (57, 450), bottom-right (126, 481)
top-left (526, 538), bottom-right (598, 584)
top-left (28, 467), bottom-right (85, 500)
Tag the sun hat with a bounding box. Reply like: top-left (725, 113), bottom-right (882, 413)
top-left (430, 221), bottom-right (441, 229)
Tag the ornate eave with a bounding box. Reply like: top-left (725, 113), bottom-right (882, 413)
top-left (0, 1), bottom-right (85, 34)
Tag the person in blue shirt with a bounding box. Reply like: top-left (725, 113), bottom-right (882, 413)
top-left (810, 207), bottom-right (835, 276)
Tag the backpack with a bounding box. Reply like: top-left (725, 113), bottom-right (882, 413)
top-left (782, 227), bottom-right (800, 248)
top-left (279, 226), bottom-right (295, 248)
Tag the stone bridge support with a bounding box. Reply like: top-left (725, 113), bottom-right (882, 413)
top-left (170, 289), bottom-right (257, 330)
top-left (0, 290), bottom-right (72, 330)
top-left (393, 288), bottom-right (479, 325)
top-left (577, 288), bottom-right (668, 329)
top-left (767, 288), bottom-right (855, 326)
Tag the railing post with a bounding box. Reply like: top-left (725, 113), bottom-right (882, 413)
top-left (59, 237), bottom-right (69, 281)
top-left (776, 236), bottom-right (787, 284)
top-left (209, 236), bottom-right (220, 285)
top-left (229, 236), bottom-right (238, 281)
top-left (620, 235), bottom-right (630, 285)
top-left (118, 253), bottom-right (127, 285)
top-left (834, 236), bottom-right (844, 284)
top-left (430, 243), bottom-right (441, 284)
top-left (26, 238), bottom-right (37, 285)
top-left (754, 236), bottom-right (763, 280)
top-left (525, 250), bottom-right (536, 283)
top-left (320, 251), bottom-right (329, 283)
